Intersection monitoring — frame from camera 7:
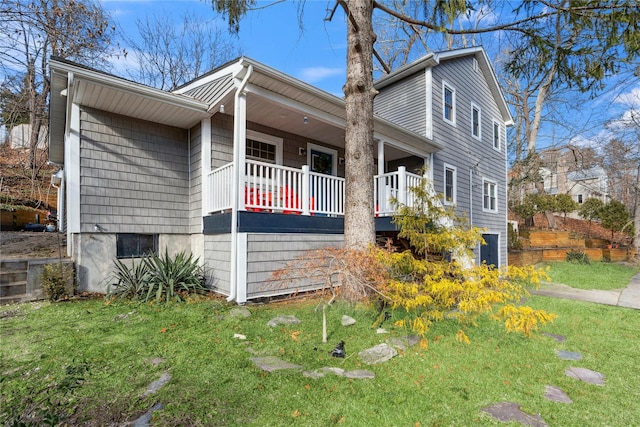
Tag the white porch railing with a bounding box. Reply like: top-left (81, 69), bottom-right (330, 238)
top-left (206, 160), bottom-right (423, 217)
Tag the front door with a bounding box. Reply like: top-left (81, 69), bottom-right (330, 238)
top-left (480, 233), bottom-right (499, 268)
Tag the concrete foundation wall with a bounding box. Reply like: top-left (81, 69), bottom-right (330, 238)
top-left (73, 232), bottom-right (192, 293)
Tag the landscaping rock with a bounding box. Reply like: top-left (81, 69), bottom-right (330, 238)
top-left (376, 328), bottom-right (389, 334)
top-left (229, 307), bottom-right (252, 318)
top-left (482, 402), bottom-right (548, 427)
top-left (341, 315), bottom-right (356, 326)
top-left (358, 343), bottom-right (397, 365)
top-left (233, 333), bottom-right (247, 340)
top-left (143, 372), bottom-right (171, 397)
top-left (541, 332), bottom-right (566, 343)
top-left (555, 349), bottom-right (582, 361)
top-left (250, 356), bottom-right (302, 372)
top-left (267, 315), bottom-right (301, 327)
top-left (565, 367), bottom-right (605, 385)
top-left (386, 335), bottom-right (420, 351)
top-left (544, 385), bottom-right (572, 403)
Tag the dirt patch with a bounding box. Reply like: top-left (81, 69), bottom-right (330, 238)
top-left (0, 231), bottom-right (67, 259)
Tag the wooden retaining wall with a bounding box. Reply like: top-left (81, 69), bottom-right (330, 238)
top-left (509, 230), bottom-right (635, 266)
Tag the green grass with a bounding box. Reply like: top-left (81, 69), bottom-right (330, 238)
top-left (542, 261), bottom-right (640, 291)
top-left (1, 295), bottom-right (639, 426)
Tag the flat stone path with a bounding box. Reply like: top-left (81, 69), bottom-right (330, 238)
top-left (532, 272), bottom-right (640, 309)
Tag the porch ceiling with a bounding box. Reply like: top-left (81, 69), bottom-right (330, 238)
top-left (216, 91), bottom-right (437, 162)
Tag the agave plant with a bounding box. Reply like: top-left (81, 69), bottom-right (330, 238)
top-left (107, 257), bottom-right (151, 300)
top-left (143, 250), bottom-right (207, 303)
top-left (107, 250), bottom-right (207, 303)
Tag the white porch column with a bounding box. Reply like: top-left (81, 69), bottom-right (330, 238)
top-left (229, 65), bottom-right (252, 303)
top-left (377, 139), bottom-right (385, 176)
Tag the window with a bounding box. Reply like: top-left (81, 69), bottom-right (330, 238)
top-left (483, 179), bottom-right (497, 212)
top-left (246, 139), bottom-right (276, 163)
top-left (443, 83), bottom-right (455, 125)
top-left (577, 194), bottom-right (583, 204)
top-left (471, 103), bottom-right (481, 140)
top-left (444, 164), bottom-right (456, 205)
top-left (117, 234), bottom-right (158, 258)
top-left (245, 130), bottom-right (283, 164)
top-left (492, 120), bottom-right (501, 151)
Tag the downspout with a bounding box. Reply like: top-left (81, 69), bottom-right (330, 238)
top-left (228, 64), bottom-right (253, 303)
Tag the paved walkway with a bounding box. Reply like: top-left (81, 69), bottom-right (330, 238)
top-left (532, 273), bottom-right (640, 309)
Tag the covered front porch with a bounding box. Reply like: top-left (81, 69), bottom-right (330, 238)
top-left (205, 159), bottom-right (424, 218)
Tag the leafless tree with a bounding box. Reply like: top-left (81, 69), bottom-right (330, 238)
top-left (0, 0), bottom-right (117, 196)
top-left (122, 11), bottom-right (241, 91)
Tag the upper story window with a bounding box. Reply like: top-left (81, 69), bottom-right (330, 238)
top-left (483, 179), bottom-right (497, 212)
top-left (471, 103), bottom-right (481, 140)
top-left (443, 82), bottom-right (456, 125)
top-left (444, 164), bottom-right (456, 205)
top-left (492, 120), bottom-right (502, 151)
top-left (245, 130), bottom-right (283, 164)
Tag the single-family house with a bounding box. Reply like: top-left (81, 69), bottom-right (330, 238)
top-left (48, 46), bottom-right (512, 304)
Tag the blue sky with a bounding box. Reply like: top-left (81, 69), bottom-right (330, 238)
top-left (102, 0), bottom-right (348, 96)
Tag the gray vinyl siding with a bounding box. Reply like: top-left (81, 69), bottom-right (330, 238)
top-left (204, 234), bottom-right (232, 295)
top-left (189, 123), bottom-right (202, 234)
top-left (245, 233), bottom-right (344, 299)
top-left (79, 108), bottom-right (189, 234)
top-left (430, 56), bottom-right (507, 264)
top-left (374, 70), bottom-right (427, 135)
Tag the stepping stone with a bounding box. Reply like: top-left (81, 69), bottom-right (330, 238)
top-left (143, 372), bottom-right (171, 396)
top-left (555, 349), bottom-right (582, 361)
top-left (343, 369), bottom-right (375, 379)
top-left (565, 367), bottom-right (605, 385)
top-left (386, 335), bottom-right (420, 351)
top-left (376, 328), bottom-right (389, 334)
top-left (250, 356), bottom-right (302, 372)
top-left (541, 332), bottom-right (566, 343)
top-left (229, 307), bottom-right (251, 318)
top-left (302, 367), bottom-right (375, 379)
top-left (358, 343), bottom-right (397, 365)
top-left (267, 315), bottom-right (301, 327)
top-left (233, 333), bottom-right (247, 340)
top-left (147, 357), bottom-right (165, 367)
top-left (544, 385), bottom-right (572, 403)
top-left (341, 315), bottom-right (356, 326)
top-left (133, 403), bottom-right (163, 427)
top-left (482, 402), bottom-right (548, 427)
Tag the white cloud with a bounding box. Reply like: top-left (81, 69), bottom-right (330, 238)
top-left (613, 84), bottom-right (640, 108)
top-left (299, 66), bottom-right (343, 83)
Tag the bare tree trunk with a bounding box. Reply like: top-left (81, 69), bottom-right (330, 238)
top-left (342, 0), bottom-right (377, 249)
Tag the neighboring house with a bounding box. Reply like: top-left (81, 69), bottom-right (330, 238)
top-left (48, 46), bottom-right (512, 304)
top-left (510, 146), bottom-right (609, 217)
top-left (7, 123), bottom-right (48, 149)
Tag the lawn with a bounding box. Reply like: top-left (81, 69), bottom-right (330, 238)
top-left (542, 261), bottom-right (640, 291)
top-left (1, 294), bottom-right (639, 426)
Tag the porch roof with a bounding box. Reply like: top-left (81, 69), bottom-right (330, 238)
top-left (48, 57), bottom-right (210, 165)
top-left (176, 57), bottom-right (443, 159)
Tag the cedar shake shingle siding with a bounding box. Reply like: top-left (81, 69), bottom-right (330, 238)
top-left (79, 108), bottom-right (190, 234)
